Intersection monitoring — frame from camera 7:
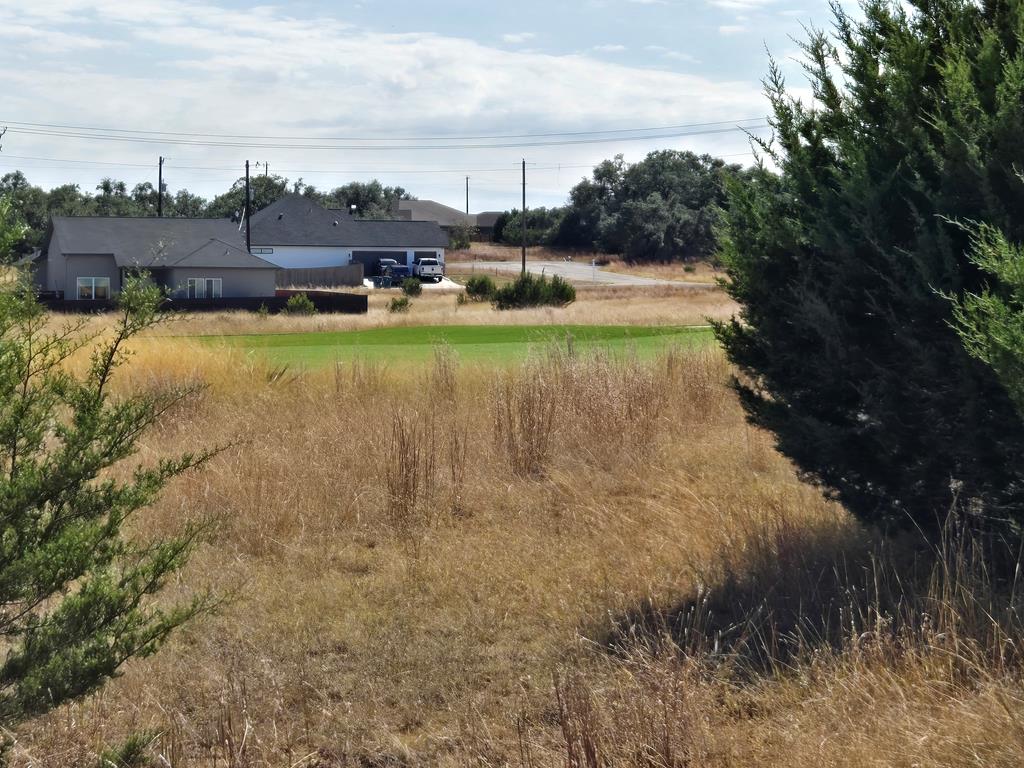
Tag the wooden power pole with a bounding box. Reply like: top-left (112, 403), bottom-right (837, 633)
top-left (521, 159), bottom-right (527, 275)
top-left (244, 160), bottom-right (251, 251)
top-left (157, 156), bottom-right (164, 217)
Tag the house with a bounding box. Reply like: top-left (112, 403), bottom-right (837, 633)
top-left (393, 199), bottom-right (503, 241)
top-left (473, 211), bottom-right (505, 242)
top-left (393, 199), bottom-right (474, 231)
top-left (249, 194), bottom-right (449, 273)
top-left (34, 216), bottom-right (278, 300)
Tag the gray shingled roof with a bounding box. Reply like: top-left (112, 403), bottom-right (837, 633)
top-left (475, 212), bottom-right (504, 228)
top-left (48, 217), bottom-right (276, 269)
top-left (251, 195), bottom-right (449, 248)
top-left (394, 199), bottom-right (474, 228)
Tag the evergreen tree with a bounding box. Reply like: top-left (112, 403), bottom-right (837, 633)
top-left (953, 224), bottom-right (1024, 416)
top-left (0, 272), bottom-right (212, 728)
top-left (714, 0), bottom-right (1024, 534)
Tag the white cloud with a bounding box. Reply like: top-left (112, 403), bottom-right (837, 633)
top-left (502, 32), bottom-right (536, 44)
top-left (719, 24), bottom-right (747, 35)
top-left (592, 44), bottom-right (628, 53)
top-left (707, 0), bottom-right (776, 9)
top-left (0, 0), bottom-right (769, 207)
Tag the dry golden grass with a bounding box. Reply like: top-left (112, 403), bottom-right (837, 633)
top-left (602, 258), bottom-right (723, 284)
top-left (9, 312), bottom-right (1024, 767)
top-left (116, 285), bottom-right (736, 339)
top-left (446, 243), bottom-right (723, 285)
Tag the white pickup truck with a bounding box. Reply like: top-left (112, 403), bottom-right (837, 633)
top-left (413, 257), bottom-right (444, 282)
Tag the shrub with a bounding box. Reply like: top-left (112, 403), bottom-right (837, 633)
top-left (449, 221), bottom-right (478, 251)
top-left (492, 272), bottom-right (576, 311)
top-left (284, 292), bottom-right (317, 315)
top-left (401, 278), bottom-right (422, 297)
top-left (0, 273), bottom-right (212, 729)
top-left (388, 296), bottom-right (411, 313)
top-left (464, 274), bottom-right (496, 301)
top-left (256, 302), bottom-right (270, 319)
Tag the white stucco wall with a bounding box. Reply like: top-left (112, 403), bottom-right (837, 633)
top-left (256, 245), bottom-right (350, 269)
top-left (257, 245), bottom-right (446, 269)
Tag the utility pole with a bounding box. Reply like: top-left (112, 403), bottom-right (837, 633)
top-left (465, 176), bottom-right (470, 216)
top-left (244, 160), bottom-right (251, 251)
top-left (157, 156), bottom-right (164, 217)
top-left (265, 161), bottom-right (269, 178)
top-left (521, 159), bottom-right (527, 275)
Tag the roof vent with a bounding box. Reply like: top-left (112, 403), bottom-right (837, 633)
top-left (277, 213), bottom-right (284, 220)
top-left (333, 220), bottom-right (338, 226)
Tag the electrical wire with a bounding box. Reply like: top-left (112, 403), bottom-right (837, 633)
top-left (0, 116), bottom-right (769, 143)
top-left (1, 123), bottom-right (769, 151)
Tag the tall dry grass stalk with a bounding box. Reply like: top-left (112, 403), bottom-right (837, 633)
top-left (9, 321), bottom-right (1024, 768)
top-left (382, 412), bottom-right (438, 552)
top-left (493, 363), bottom-right (558, 477)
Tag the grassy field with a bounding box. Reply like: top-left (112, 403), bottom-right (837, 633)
top-left (12, 290), bottom-right (1024, 767)
top-left (203, 323), bottom-right (714, 366)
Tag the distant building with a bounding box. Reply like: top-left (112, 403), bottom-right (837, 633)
top-left (393, 199), bottom-right (504, 241)
top-left (250, 194), bottom-right (449, 273)
top-left (32, 216), bottom-right (278, 300)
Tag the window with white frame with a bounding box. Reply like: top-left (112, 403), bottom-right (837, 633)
top-left (76, 277), bottom-right (111, 300)
top-left (186, 278), bottom-right (223, 299)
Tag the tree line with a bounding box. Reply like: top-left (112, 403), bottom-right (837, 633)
top-left (3, 149), bottom-right (749, 263)
top-left (492, 150), bottom-right (751, 262)
top-left (0, 170), bottom-right (414, 252)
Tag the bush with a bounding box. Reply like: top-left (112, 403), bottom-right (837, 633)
top-left (0, 274), bottom-right (211, 728)
top-left (464, 274), bottom-right (496, 301)
top-left (492, 273), bottom-right (576, 311)
top-left (388, 296), bottom-right (411, 313)
top-left (401, 278), bottom-right (422, 297)
top-left (449, 221), bottom-right (478, 251)
top-left (284, 293), bottom-right (317, 315)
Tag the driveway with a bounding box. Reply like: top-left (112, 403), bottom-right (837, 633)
top-left (458, 260), bottom-right (703, 288)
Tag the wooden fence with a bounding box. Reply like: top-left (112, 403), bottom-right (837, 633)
top-left (39, 290), bottom-right (368, 315)
top-left (276, 264), bottom-right (364, 289)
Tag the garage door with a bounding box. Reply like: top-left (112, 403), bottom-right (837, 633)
top-left (352, 251), bottom-right (407, 276)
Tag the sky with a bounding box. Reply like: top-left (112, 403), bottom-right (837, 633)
top-left (0, 0), bottom-right (837, 212)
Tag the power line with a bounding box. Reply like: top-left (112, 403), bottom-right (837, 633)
top-left (0, 153), bottom-right (755, 177)
top-left (0, 116), bottom-right (769, 143)
top-left (1, 123), bottom-right (770, 151)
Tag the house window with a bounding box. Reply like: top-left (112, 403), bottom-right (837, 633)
top-left (186, 278), bottom-right (222, 299)
top-left (76, 277), bottom-right (111, 300)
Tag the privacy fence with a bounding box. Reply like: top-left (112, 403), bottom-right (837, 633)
top-left (276, 264), bottom-right (365, 289)
top-left (39, 289), bottom-right (368, 315)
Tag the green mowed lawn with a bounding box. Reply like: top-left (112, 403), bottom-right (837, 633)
top-left (203, 324), bottom-right (714, 367)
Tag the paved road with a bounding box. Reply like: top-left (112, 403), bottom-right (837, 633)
top-left (459, 260), bottom-right (705, 288)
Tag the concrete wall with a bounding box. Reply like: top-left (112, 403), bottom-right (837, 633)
top-left (64, 254), bottom-right (120, 299)
top-left (165, 267), bottom-right (277, 298)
